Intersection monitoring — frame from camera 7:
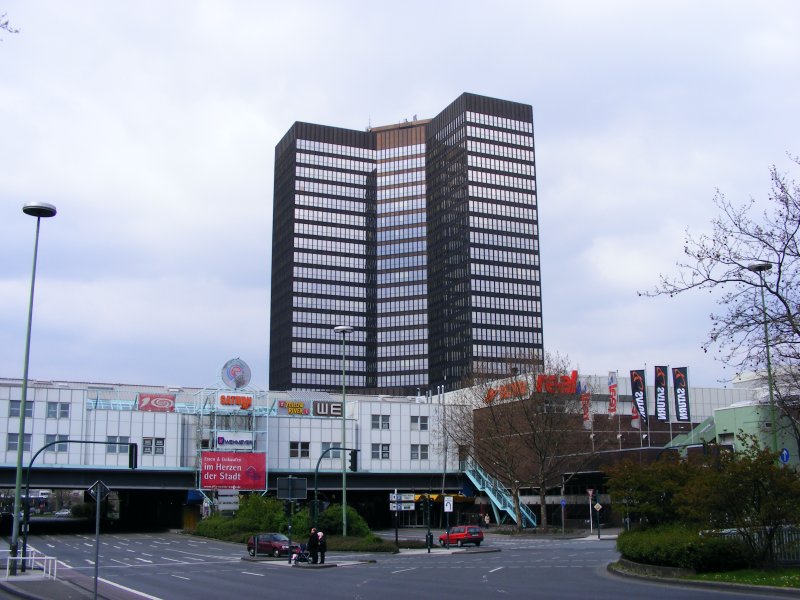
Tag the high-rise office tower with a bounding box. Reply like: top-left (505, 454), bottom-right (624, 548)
top-left (270, 93), bottom-right (542, 394)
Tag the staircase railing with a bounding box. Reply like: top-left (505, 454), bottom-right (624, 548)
top-left (463, 460), bottom-right (537, 528)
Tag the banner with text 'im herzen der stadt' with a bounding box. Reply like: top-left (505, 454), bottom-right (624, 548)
top-left (201, 451), bottom-right (267, 490)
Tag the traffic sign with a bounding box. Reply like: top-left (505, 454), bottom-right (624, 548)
top-left (586, 488), bottom-right (594, 497)
top-left (780, 448), bottom-right (790, 464)
top-left (594, 502), bottom-right (603, 512)
top-left (443, 496), bottom-right (454, 513)
top-left (560, 498), bottom-right (567, 507)
top-left (88, 481), bottom-right (110, 502)
top-left (390, 502), bottom-right (415, 511)
top-left (389, 493), bottom-right (415, 502)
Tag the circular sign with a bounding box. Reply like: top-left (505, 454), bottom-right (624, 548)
top-left (780, 448), bottom-right (790, 464)
top-left (221, 358), bottom-right (251, 390)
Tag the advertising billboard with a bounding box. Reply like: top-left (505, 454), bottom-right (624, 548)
top-left (200, 451), bottom-right (266, 490)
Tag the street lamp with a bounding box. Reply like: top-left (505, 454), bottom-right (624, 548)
top-left (333, 324), bottom-right (353, 536)
top-left (10, 202), bottom-right (57, 574)
top-left (747, 262), bottom-right (778, 453)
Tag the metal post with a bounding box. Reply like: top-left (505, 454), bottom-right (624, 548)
top-left (760, 280), bottom-right (779, 453)
top-left (749, 263), bottom-right (778, 454)
top-left (94, 483), bottom-right (101, 600)
top-left (10, 203), bottom-right (56, 575)
top-left (333, 325), bottom-right (352, 536)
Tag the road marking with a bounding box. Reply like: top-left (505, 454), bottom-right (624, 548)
top-left (171, 574), bottom-right (190, 580)
top-left (161, 557), bottom-right (184, 563)
top-left (391, 567), bottom-right (417, 574)
top-left (110, 559), bottom-right (128, 565)
top-left (135, 558), bottom-right (153, 563)
top-left (141, 553), bottom-right (153, 557)
top-left (98, 577), bottom-right (164, 600)
top-left (242, 571), bottom-right (265, 577)
top-left (489, 567), bottom-right (504, 573)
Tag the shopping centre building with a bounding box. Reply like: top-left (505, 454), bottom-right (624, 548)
top-left (0, 368), bottom-right (766, 529)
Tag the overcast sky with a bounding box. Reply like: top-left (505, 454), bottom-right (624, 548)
top-left (1, 1), bottom-right (798, 390)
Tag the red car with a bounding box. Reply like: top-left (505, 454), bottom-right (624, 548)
top-left (246, 533), bottom-right (301, 557)
top-left (438, 525), bottom-right (484, 547)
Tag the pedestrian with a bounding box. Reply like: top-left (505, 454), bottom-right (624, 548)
top-left (307, 527), bottom-right (319, 564)
top-left (484, 514), bottom-right (490, 528)
top-left (317, 530), bottom-right (327, 564)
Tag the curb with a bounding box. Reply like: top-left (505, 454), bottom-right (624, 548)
top-left (608, 561), bottom-right (800, 597)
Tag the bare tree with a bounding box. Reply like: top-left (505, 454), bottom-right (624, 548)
top-left (643, 158), bottom-right (800, 448)
top-left (447, 352), bottom-right (601, 530)
top-left (1, 13), bottom-right (19, 39)
top-left (642, 157), bottom-right (800, 371)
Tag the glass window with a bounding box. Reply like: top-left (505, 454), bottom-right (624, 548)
top-left (9, 400), bottom-right (33, 419)
top-left (46, 402), bottom-right (70, 419)
top-left (7, 433), bottom-right (31, 452)
top-left (290, 441), bottom-right (310, 458)
top-left (410, 444), bottom-right (428, 460)
top-left (410, 416), bottom-right (429, 431)
top-left (106, 436), bottom-right (129, 454)
top-left (143, 437), bottom-right (166, 455)
top-left (45, 434), bottom-right (68, 452)
top-left (322, 441), bottom-right (341, 459)
top-left (371, 414), bottom-right (390, 430)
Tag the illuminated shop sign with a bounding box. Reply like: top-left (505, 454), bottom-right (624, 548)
top-left (278, 400), bottom-right (310, 415)
top-left (313, 401), bottom-right (342, 418)
top-left (137, 393), bottom-right (176, 412)
top-left (216, 392), bottom-right (253, 411)
top-left (215, 431), bottom-right (254, 451)
top-left (275, 400), bottom-right (343, 417)
top-left (483, 370), bottom-right (582, 404)
top-left (484, 381), bottom-right (528, 404)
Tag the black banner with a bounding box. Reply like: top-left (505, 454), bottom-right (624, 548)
top-left (654, 366), bottom-right (670, 422)
top-left (630, 369), bottom-right (648, 424)
top-left (672, 367), bottom-right (691, 422)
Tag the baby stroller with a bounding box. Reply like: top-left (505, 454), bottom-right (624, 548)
top-left (292, 544), bottom-right (312, 564)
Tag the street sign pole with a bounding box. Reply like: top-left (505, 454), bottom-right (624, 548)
top-left (394, 489), bottom-right (399, 549)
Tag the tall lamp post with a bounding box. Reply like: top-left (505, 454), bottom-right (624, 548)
top-left (10, 202), bottom-right (57, 574)
top-left (333, 324), bottom-right (353, 536)
top-left (747, 262), bottom-right (778, 454)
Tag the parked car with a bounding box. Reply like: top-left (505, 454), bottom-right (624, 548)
top-left (246, 533), bottom-right (301, 557)
top-left (54, 508), bottom-right (72, 518)
top-left (438, 525), bottom-right (484, 547)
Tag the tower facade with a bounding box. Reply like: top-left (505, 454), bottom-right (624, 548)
top-left (270, 93), bottom-right (542, 394)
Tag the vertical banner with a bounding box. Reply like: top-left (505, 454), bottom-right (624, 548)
top-left (630, 369), bottom-right (648, 424)
top-left (607, 371), bottom-right (618, 415)
top-left (578, 377), bottom-right (592, 430)
top-left (631, 402), bottom-right (640, 429)
top-left (672, 367), bottom-right (691, 422)
top-left (654, 366), bottom-right (670, 422)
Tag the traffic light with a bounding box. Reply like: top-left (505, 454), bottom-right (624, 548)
top-left (128, 443), bottom-right (138, 469)
top-left (349, 450), bottom-right (358, 472)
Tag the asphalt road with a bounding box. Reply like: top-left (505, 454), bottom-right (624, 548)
top-left (8, 531), bottom-right (793, 600)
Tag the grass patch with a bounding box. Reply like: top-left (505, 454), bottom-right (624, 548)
top-left (689, 568), bottom-right (800, 588)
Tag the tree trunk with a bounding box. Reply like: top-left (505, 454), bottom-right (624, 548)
top-left (539, 488), bottom-right (548, 530)
top-left (511, 487), bottom-right (523, 532)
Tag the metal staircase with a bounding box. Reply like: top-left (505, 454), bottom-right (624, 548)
top-left (463, 460), bottom-right (537, 528)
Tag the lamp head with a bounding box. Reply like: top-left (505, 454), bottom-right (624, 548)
top-left (333, 325), bottom-right (354, 335)
top-left (22, 202), bottom-right (57, 218)
top-left (747, 262), bottom-right (772, 273)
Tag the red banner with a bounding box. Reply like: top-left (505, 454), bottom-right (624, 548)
top-left (607, 372), bottom-right (618, 415)
top-left (201, 452), bottom-right (267, 490)
top-left (581, 392), bottom-right (591, 429)
top-left (138, 393), bottom-right (176, 412)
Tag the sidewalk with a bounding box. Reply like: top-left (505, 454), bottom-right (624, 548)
top-left (0, 568), bottom-right (145, 600)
